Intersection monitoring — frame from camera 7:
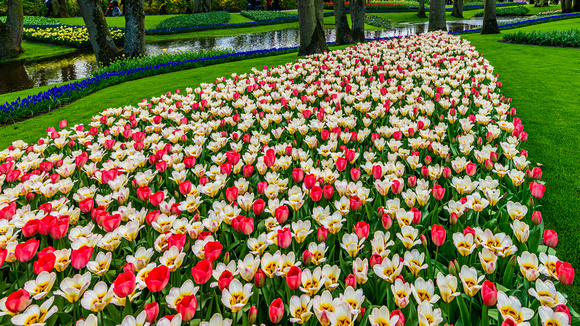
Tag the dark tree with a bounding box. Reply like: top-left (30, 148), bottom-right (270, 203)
top-left (428, 0), bottom-right (447, 31)
top-left (78, 0), bottom-right (120, 66)
top-left (350, 0), bottom-right (366, 43)
top-left (333, 0), bottom-right (354, 45)
top-left (52, 0), bottom-right (71, 17)
top-left (573, 0), bottom-right (580, 11)
top-left (0, 0), bottom-right (23, 60)
top-left (418, 0), bottom-right (427, 18)
top-left (451, 0), bottom-right (464, 18)
top-left (124, 0), bottom-right (145, 58)
top-left (297, 0), bottom-right (328, 56)
top-left (194, 0), bottom-right (211, 12)
top-left (482, 0), bottom-right (500, 34)
top-left (562, 0), bottom-right (573, 12)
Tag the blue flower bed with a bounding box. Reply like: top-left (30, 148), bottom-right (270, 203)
top-left (451, 13), bottom-right (580, 35)
top-left (0, 47), bottom-right (297, 124)
top-left (350, 1), bottom-right (527, 12)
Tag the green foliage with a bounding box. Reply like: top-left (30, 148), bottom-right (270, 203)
top-left (473, 5), bottom-right (529, 17)
top-left (501, 29), bottom-right (580, 47)
top-left (95, 47), bottom-right (236, 75)
top-left (364, 13), bottom-right (392, 28)
top-left (22, 25), bottom-right (125, 48)
top-left (0, 15), bottom-right (63, 25)
top-left (155, 11), bottom-right (230, 29)
top-left (240, 10), bottom-right (295, 21)
top-left (0, 0), bottom-right (46, 16)
top-left (144, 0), bottom-right (191, 14)
top-left (212, 0), bottom-right (247, 12)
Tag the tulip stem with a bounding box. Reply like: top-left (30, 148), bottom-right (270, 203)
top-left (433, 246), bottom-right (439, 279)
top-left (482, 304), bottom-right (489, 326)
top-left (447, 301), bottom-right (452, 324)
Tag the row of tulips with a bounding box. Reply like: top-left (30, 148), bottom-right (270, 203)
top-left (0, 31), bottom-right (577, 326)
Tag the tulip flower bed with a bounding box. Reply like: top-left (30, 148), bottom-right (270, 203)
top-left (501, 29), bottom-right (580, 47)
top-left (240, 11), bottom-right (296, 21)
top-left (22, 25), bottom-right (125, 49)
top-left (473, 5), bottom-right (529, 17)
top-left (0, 32), bottom-right (578, 326)
top-left (365, 14), bottom-right (393, 29)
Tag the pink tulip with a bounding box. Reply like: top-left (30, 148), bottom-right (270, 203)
top-left (530, 182), bottom-right (545, 198)
top-left (481, 280), bottom-right (497, 306)
top-left (543, 229), bottom-right (558, 247)
top-left (556, 261), bottom-right (575, 285)
top-left (286, 266), bottom-right (302, 290)
top-left (277, 227), bottom-right (292, 249)
top-left (431, 224), bottom-right (446, 246)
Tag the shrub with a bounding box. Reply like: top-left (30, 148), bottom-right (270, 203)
top-left (473, 5), bottom-right (529, 17)
top-left (501, 29), bottom-right (580, 47)
top-left (212, 0), bottom-right (247, 11)
top-left (240, 10), bottom-right (295, 21)
top-left (365, 13), bottom-right (392, 28)
top-left (155, 11), bottom-right (230, 29)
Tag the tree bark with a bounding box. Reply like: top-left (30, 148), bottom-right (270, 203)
top-left (194, 0), bottom-right (211, 12)
top-left (333, 0), bottom-right (353, 45)
top-left (418, 0), bottom-right (427, 18)
top-left (124, 0), bottom-right (145, 58)
top-left (0, 0), bottom-right (23, 60)
top-left (78, 0), bottom-right (120, 66)
top-left (573, 0), bottom-right (580, 12)
top-left (428, 0), bottom-right (447, 31)
top-left (451, 0), bottom-right (464, 18)
top-left (482, 0), bottom-right (500, 34)
top-left (350, 0), bottom-right (366, 43)
top-left (297, 0), bottom-right (328, 56)
top-left (561, 0), bottom-right (573, 12)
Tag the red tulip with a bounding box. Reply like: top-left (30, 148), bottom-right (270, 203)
top-left (179, 181), bottom-right (193, 196)
top-left (176, 294), bottom-right (197, 322)
top-left (531, 211), bottom-right (542, 225)
top-left (292, 168), bottom-right (304, 182)
top-left (345, 274), bottom-right (357, 289)
top-left (354, 221), bottom-right (369, 240)
top-left (408, 176), bottom-right (417, 188)
top-left (192, 259), bottom-right (213, 284)
top-left (225, 186), bottom-right (239, 202)
top-left (391, 179), bottom-right (403, 194)
top-left (286, 266), bottom-right (302, 290)
top-left (243, 164), bottom-right (254, 178)
top-left (275, 206), bottom-right (289, 224)
top-left (433, 184), bottom-right (445, 201)
top-left (302, 250), bottom-right (312, 266)
top-left (349, 196), bottom-right (361, 211)
top-left (78, 198), bottom-right (94, 214)
top-left (370, 254), bottom-right (383, 268)
top-left (372, 165), bottom-right (383, 179)
top-left (317, 227), bottom-right (328, 242)
top-left (71, 246), bottom-right (93, 269)
top-left (217, 270), bottom-right (235, 291)
top-left (264, 153), bottom-right (276, 168)
top-left (136, 186), bottom-right (151, 201)
top-left (304, 174), bottom-right (317, 190)
top-left (466, 162), bottom-right (477, 176)
top-left (143, 302), bottom-right (159, 323)
top-left (481, 280), bottom-right (497, 306)
top-left (555, 305), bottom-right (571, 324)
top-left (0, 248), bottom-right (7, 268)
top-left (241, 218), bottom-right (254, 235)
top-left (113, 271), bottom-right (136, 298)
top-left (248, 305), bottom-right (258, 325)
top-left (5, 289), bottom-right (30, 313)
top-left (277, 227), bottom-right (292, 249)
top-left (310, 186), bottom-right (323, 202)
top-left (391, 310), bottom-right (405, 326)
top-left (183, 156), bottom-right (196, 168)
top-left (145, 265), bottom-right (170, 292)
top-left (50, 217), bottom-right (69, 240)
top-left (38, 215), bottom-right (56, 235)
top-left (556, 261), bottom-right (575, 285)
top-left (22, 219), bottom-right (39, 238)
top-left (167, 234), bottom-right (186, 251)
top-left (530, 182), bottom-right (545, 199)
top-left (15, 239), bottom-right (39, 263)
top-left (149, 191), bottom-right (165, 207)
top-left (33, 251), bottom-right (56, 274)
top-left (431, 224), bottom-right (446, 247)
top-left (269, 298), bottom-right (284, 324)
top-left (257, 181), bottom-right (267, 195)
top-left (531, 167), bottom-right (542, 180)
top-left (252, 199), bottom-right (265, 215)
top-left (103, 214), bottom-right (122, 232)
top-left (350, 168), bottom-right (361, 181)
top-left (336, 157), bottom-right (347, 171)
top-left (204, 241), bottom-right (223, 262)
top-left (322, 185), bottom-right (334, 200)
top-left (543, 229), bottom-right (558, 248)
top-left (381, 213), bottom-right (393, 230)
top-left (254, 269), bottom-right (266, 288)
top-left (226, 151), bottom-right (240, 165)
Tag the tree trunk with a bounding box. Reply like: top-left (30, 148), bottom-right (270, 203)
top-left (573, 0), bottom-right (580, 12)
top-left (0, 0), bottom-right (23, 60)
top-left (194, 0), bottom-right (211, 12)
top-left (451, 0), bottom-right (464, 17)
top-left (124, 0), bottom-right (145, 58)
top-left (482, 0), bottom-right (500, 34)
top-left (350, 0), bottom-right (366, 43)
top-left (297, 0), bottom-right (328, 56)
top-left (418, 0), bottom-right (427, 18)
top-left (78, 0), bottom-right (120, 66)
top-left (428, 0), bottom-right (447, 31)
top-left (333, 0), bottom-right (353, 45)
top-left (561, 0), bottom-right (573, 12)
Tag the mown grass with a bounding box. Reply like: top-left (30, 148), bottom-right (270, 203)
top-left (1, 21), bottom-right (578, 311)
top-left (0, 41), bottom-right (76, 63)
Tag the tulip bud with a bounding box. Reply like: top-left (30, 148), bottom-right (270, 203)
top-left (286, 266), bottom-right (302, 290)
top-left (269, 298), bottom-right (284, 324)
top-left (248, 306), bottom-right (258, 325)
top-left (381, 213), bottom-right (392, 230)
top-left (317, 226), bottom-right (329, 242)
top-left (466, 163), bottom-right (477, 176)
top-left (303, 250), bottom-right (312, 266)
top-left (531, 211), bottom-right (542, 225)
top-left (450, 212), bottom-right (458, 226)
top-left (391, 310), bottom-right (405, 326)
top-left (532, 167), bottom-right (542, 180)
top-left (442, 167), bottom-right (452, 179)
top-left (543, 229), bottom-right (558, 247)
top-left (449, 260), bottom-right (457, 276)
top-left (370, 254), bottom-right (383, 268)
top-left (350, 168), bottom-right (361, 181)
top-left (408, 176), bottom-right (417, 188)
top-left (484, 159), bottom-right (493, 171)
top-left (481, 280), bottom-right (497, 306)
top-left (556, 261), bottom-right (575, 285)
top-left (420, 234), bottom-right (428, 249)
top-left (254, 269), bottom-right (266, 288)
top-left (345, 274), bottom-right (357, 289)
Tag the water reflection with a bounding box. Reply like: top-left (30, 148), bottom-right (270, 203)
top-left (0, 17), bottom-right (512, 95)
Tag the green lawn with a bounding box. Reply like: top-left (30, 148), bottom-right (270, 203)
top-left (0, 41), bottom-right (76, 63)
top-left (55, 14), bottom-right (179, 29)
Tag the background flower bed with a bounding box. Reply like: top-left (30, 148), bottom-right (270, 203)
top-left (0, 15), bottom-right (62, 25)
top-left (22, 25), bottom-right (125, 48)
top-left (0, 32), bottom-right (577, 326)
top-left (154, 11), bottom-right (230, 30)
top-left (240, 10), bottom-right (296, 21)
top-left (451, 13), bottom-right (580, 34)
top-left (501, 29), bottom-right (580, 47)
top-left (365, 13), bottom-right (392, 29)
top-left (474, 5), bottom-right (529, 17)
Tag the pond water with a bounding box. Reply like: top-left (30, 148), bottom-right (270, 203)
top-left (0, 17), bottom-right (512, 95)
